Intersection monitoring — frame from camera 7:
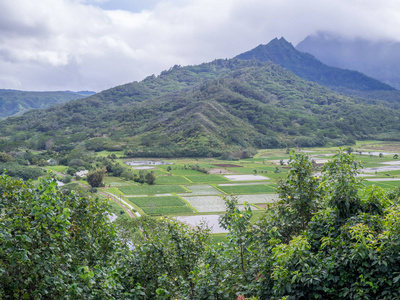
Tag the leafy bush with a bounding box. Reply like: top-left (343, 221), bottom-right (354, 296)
top-left (86, 168), bottom-right (106, 188)
top-left (0, 162), bottom-right (45, 180)
top-left (0, 174), bottom-right (126, 298)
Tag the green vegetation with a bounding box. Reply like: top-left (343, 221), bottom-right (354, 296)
top-left (218, 184), bottom-right (276, 194)
top-left (142, 206), bottom-right (193, 215)
top-left (1, 150), bottom-right (400, 298)
top-left (155, 175), bottom-right (191, 184)
top-left (1, 46), bottom-right (399, 157)
top-left (44, 165), bottom-right (68, 173)
top-left (169, 169), bottom-right (208, 175)
top-left (86, 168), bottom-right (106, 188)
top-left (0, 162), bottom-right (45, 180)
top-left (186, 175), bottom-right (229, 183)
top-left (0, 174), bottom-right (122, 298)
top-left (0, 89), bottom-right (94, 119)
top-left (130, 196), bottom-right (186, 207)
top-left (236, 37), bottom-right (394, 92)
top-left (363, 180), bottom-right (400, 188)
top-left (119, 185), bottom-right (188, 195)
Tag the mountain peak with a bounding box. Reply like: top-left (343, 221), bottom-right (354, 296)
top-left (270, 36), bottom-right (292, 46)
top-left (235, 37), bottom-right (394, 92)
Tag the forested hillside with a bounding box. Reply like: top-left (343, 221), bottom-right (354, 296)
top-left (0, 38), bottom-right (399, 157)
top-left (0, 90), bottom-right (95, 119)
top-left (0, 58), bottom-right (399, 157)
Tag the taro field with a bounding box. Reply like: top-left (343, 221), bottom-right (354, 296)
top-left (95, 141), bottom-right (400, 233)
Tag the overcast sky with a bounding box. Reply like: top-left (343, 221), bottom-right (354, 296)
top-left (1, 0), bottom-right (400, 92)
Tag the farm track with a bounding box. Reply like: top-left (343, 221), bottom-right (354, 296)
top-left (42, 168), bottom-right (135, 218)
top-left (98, 190), bottom-right (136, 218)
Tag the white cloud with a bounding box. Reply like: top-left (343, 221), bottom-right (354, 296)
top-left (1, 0), bottom-right (400, 91)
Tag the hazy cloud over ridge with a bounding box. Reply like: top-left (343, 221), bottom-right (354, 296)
top-left (1, 0), bottom-right (399, 91)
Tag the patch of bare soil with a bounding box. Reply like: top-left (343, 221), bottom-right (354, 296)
top-left (213, 164), bottom-right (242, 168)
top-left (209, 168), bottom-right (236, 174)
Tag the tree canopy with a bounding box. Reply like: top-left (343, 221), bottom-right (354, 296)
top-left (1, 150), bottom-right (400, 299)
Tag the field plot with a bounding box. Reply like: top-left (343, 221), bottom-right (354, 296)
top-left (169, 169), bottom-right (207, 176)
top-left (365, 178), bottom-right (400, 181)
top-left (218, 182), bottom-right (267, 186)
top-left (103, 177), bottom-right (133, 187)
top-left (186, 175), bottom-right (229, 183)
top-left (175, 215), bottom-right (228, 233)
top-left (182, 196), bottom-right (226, 212)
top-left (119, 185), bottom-right (188, 195)
top-left (142, 206), bottom-right (193, 215)
top-left (130, 196), bottom-right (186, 207)
top-left (226, 167), bottom-right (273, 174)
top-left (131, 166), bottom-right (155, 170)
top-left (363, 166), bottom-right (400, 173)
top-left (128, 196), bottom-right (194, 215)
top-left (236, 194), bottom-right (279, 204)
top-left (218, 184), bottom-right (276, 194)
top-left (358, 152), bottom-right (396, 156)
top-left (178, 185), bottom-right (222, 196)
top-left (224, 175), bottom-right (269, 181)
top-left (363, 181), bottom-right (400, 188)
top-left (380, 161), bottom-right (400, 165)
top-left (156, 175), bottom-right (191, 184)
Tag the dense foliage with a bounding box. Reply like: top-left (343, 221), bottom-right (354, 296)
top-left (0, 58), bottom-right (399, 157)
top-left (0, 175), bottom-right (124, 299)
top-left (2, 150), bottom-right (400, 299)
top-left (0, 90), bottom-right (94, 119)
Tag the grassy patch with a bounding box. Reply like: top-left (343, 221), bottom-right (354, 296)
top-left (143, 206), bottom-right (193, 215)
top-left (131, 196), bottom-right (186, 207)
top-left (119, 185), bottom-right (188, 195)
top-left (363, 181), bottom-right (400, 189)
top-left (103, 176), bottom-right (133, 187)
top-left (186, 175), bottom-right (229, 183)
top-left (104, 187), bottom-right (126, 197)
top-left (208, 234), bottom-right (227, 246)
top-left (156, 175), bottom-right (191, 184)
top-left (218, 184), bottom-right (276, 194)
top-left (180, 185), bottom-right (222, 195)
top-left (227, 166), bottom-right (278, 175)
top-left (169, 169), bottom-right (208, 176)
top-left (95, 150), bottom-right (125, 157)
top-left (108, 200), bottom-right (128, 217)
top-left (44, 165), bottom-right (68, 173)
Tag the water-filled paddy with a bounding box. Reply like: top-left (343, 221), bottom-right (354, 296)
top-left (224, 175), bottom-right (269, 181)
top-left (174, 215), bottom-right (227, 233)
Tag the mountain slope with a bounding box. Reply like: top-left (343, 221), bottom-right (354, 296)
top-left (235, 37), bottom-right (395, 92)
top-left (0, 58), bottom-right (399, 157)
top-left (297, 32), bottom-right (400, 89)
top-left (0, 90), bottom-right (95, 119)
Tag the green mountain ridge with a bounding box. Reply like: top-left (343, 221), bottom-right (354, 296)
top-left (235, 37), bottom-right (395, 92)
top-left (0, 89), bottom-right (95, 119)
top-left (1, 54), bottom-right (399, 156)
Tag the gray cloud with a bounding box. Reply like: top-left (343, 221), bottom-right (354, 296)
top-left (1, 0), bottom-right (400, 91)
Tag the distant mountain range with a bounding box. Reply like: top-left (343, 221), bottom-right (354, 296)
top-left (0, 90), bottom-right (95, 119)
top-left (0, 38), bottom-right (398, 157)
top-left (297, 32), bottom-right (400, 89)
top-left (236, 37), bottom-right (394, 92)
